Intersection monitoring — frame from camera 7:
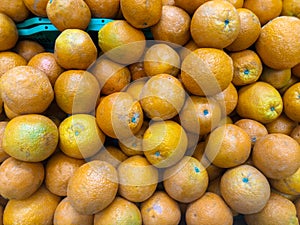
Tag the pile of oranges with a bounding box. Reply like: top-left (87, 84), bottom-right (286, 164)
top-left (1, 0), bottom-right (300, 224)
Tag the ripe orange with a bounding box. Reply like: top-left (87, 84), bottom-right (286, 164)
top-left (190, 0), bottom-right (240, 49)
top-left (292, 63), bottom-right (300, 78)
top-left (278, 75), bottom-right (299, 95)
top-left (226, 8), bottom-right (261, 52)
top-left (226, 0), bottom-right (244, 8)
top-left (118, 155), bottom-right (158, 202)
top-left (54, 70), bottom-right (100, 114)
top-left (59, 114), bottom-right (106, 159)
top-left (0, 0), bottom-right (29, 22)
top-left (234, 118), bottom-right (268, 146)
top-left (129, 62), bottom-right (147, 81)
top-left (98, 20), bottom-right (146, 64)
top-left (3, 103), bottom-right (19, 120)
top-left (125, 77), bottom-right (148, 100)
top-left (0, 13), bottom-right (19, 51)
top-left (2, 114), bottom-right (59, 162)
top-left (89, 58), bottom-right (131, 95)
top-left (94, 197), bottom-right (142, 225)
top-left (13, 40), bottom-right (45, 62)
top-left (179, 40), bottom-right (198, 61)
top-left (96, 92), bottom-right (144, 140)
top-left (143, 43), bottom-right (180, 77)
top-left (163, 156), bottom-right (209, 203)
top-left (291, 125), bottom-right (300, 144)
top-left (220, 164), bottom-right (271, 214)
top-left (3, 186), bottom-right (60, 225)
top-left (281, 0), bottom-right (300, 18)
top-left (0, 157), bottom-right (44, 200)
top-left (67, 160), bottom-right (119, 215)
top-left (143, 120), bottom-right (188, 168)
top-left (0, 51), bottom-right (27, 77)
top-left (244, 192), bottom-right (299, 225)
top-left (185, 192), bottom-right (233, 225)
top-left (45, 152), bottom-right (85, 196)
top-left (265, 113), bottom-right (297, 135)
top-left (229, 50), bottom-right (263, 86)
top-left (283, 82), bottom-right (300, 122)
top-left (252, 133), bottom-right (300, 179)
top-left (140, 74), bottom-right (185, 120)
top-left (174, 0), bottom-right (208, 14)
top-left (243, 0), bottom-right (282, 25)
top-left (54, 29), bottom-right (97, 70)
top-left (141, 191), bottom-right (181, 225)
top-left (0, 122), bottom-right (9, 163)
top-left (205, 124), bottom-right (251, 168)
top-left (23, 0), bottom-right (48, 17)
top-left (236, 81), bottom-right (283, 124)
top-left (181, 48), bottom-right (233, 96)
top-left (259, 66), bottom-right (292, 89)
top-left (46, 0), bottom-right (91, 31)
top-left (151, 5), bottom-right (191, 46)
top-left (255, 16), bottom-right (300, 70)
top-left (84, 0), bottom-right (120, 18)
top-left (121, 0), bottom-right (162, 28)
top-left (54, 197), bottom-right (94, 225)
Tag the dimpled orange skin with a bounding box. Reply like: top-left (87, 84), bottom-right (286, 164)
top-left (85, 0), bottom-right (120, 18)
top-left (96, 92), bottom-right (144, 140)
top-left (0, 0), bottom-right (29, 22)
top-left (255, 16), bottom-right (300, 70)
top-left (67, 160), bottom-right (119, 215)
top-left (2, 114), bottom-right (59, 162)
top-left (174, 0), bottom-right (209, 14)
top-left (190, 0), bottom-right (240, 49)
top-left (283, 82), bottom-right (300, 122)
top-left (0, 52), bottom-right (27, 77)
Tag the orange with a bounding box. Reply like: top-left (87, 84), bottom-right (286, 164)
top-left (265, 113), bottom-right (297, 135)
top-left (0, 52), bottom-right (27, 77)
top-left (229, 50), bottom-right (263, 86)
top-left (181, 48), bottom-right (234, 96)
top-left (255, 16), bottom-right (300, 70)
top-left (98, 20), bottom-right (146, 64)
top-left (54, 70), bottom-right (100, 114)
top-left (54, 197), bottom-right (94, 225)
top-left (117, 155), bottom-right (158, 202)
top-left (234, 118), bottom-right (268, 146)
top-left (67, 160), bottom-right (119, 215)
top-left (243, 0), bottom-right (282, 25)
top-left (190, 0), bottom-right (240, 49)
top-left (140, 191), bottom-right (181, 225)
top-left (204, 124), bottom-right (251, 168)
top-left (94, 197), bottom-right (142, 225)
top-left (46, 0), bottom-right (91, 31)
top-left (129, 62), bottom-right (147, 80)
top-left (213, 82), bottom-right (238, 116)
top-left (226, 8), bottom-right (261, 52)
top-left (140, 74), bottom-right (185, 120)
top-left (96, 92), bottom-right (143, 140)
top-left (3, 103), bottom-right (19, 120)
top-left (3, 186), bottom-right (60, 225)
top-left (226, 0), bottom-right (244, 8)
top-left (163, 156), bottom-right (209, 203)
top-left (143, 120), bottom-right (188, 168)
top-left (270, 167), bottom-right (300, 196)
top-left (45, 152), bottom-right (85, 196)
top-left (236, 81), bottom-right (283, 124)
top-left (0, 13), bottom-right (19, 51)
top-left (283, 82), bottom-right (300, 122)
top-left (179, 40), bottom-right (198, 61)
top-left (89, 58), bottom-right (131, 95)
top-left (0, 157), bottom-right (44, 200)
top-left (85, 0), bottom-right (120, 18)
top-left (244, 192), bottom-right (299, 225)
top-left (185, 192), bottom-right (233, 225)
top-left (252, 133), bottom-right (300, 179)
top-left (23, 0), bottom-right (48, 17)
top-left (278, 75), bottom-right (299, 95)
top-left (59, 114), bottom-right (106, 159)
top-left (143, 43), bottom-right (180, 77)
top-left (0, 122), bottom-right (9, 163)
top-left (151, 5), bottom-right (191, 46)
top-left (180, 96), bottom-right (222, 136)
top-left (13, 40), bottom-right (45, 62)
top-left (295, 198), bottom-right (300, 222)
top-left (121, 0), bottom-right (162, 28)
top-left (118, 121), bottom-right (148, 156)
top-left (54, 29), bottom-right (97, 70)
top-left (89, 145), bottom-right (128, 167)
top-left (0, 65), bottom-right (54, 115)
top-left (0, 0), bottom-right (30, 22)
top-left (125, 77), bottom-right (148, 100)
top-left (28, 52), bottom-right (64, 86)
top-left (174, 0), bottom-right (208, 14)
top-left (220, 164), bottom-right (271, 214)
top-left (2, 114), bottom-right (59, 162)
top-left (259, 66), bottom-right (292, 89)
top-left (292, 63), bottom-right (300, 78)
top-left (291, 125), bottom-right (300, 144)
top-left (281, 0), bottom-right (300, 18)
